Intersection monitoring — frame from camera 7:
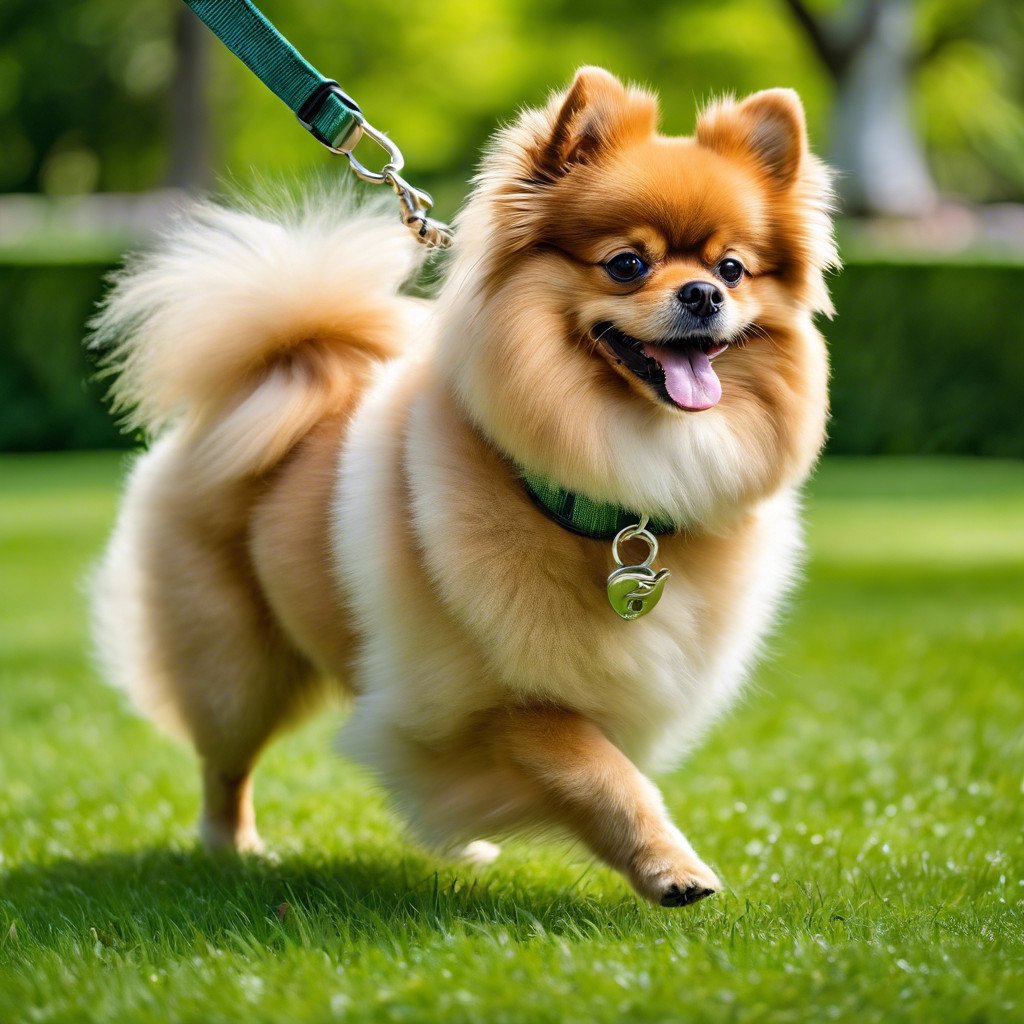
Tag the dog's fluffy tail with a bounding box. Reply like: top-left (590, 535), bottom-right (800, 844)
top-left (89, 188), bottom-right (426, 483)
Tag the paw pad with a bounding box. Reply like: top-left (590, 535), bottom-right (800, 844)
top-left (659, 883), bottom-right (717, 907)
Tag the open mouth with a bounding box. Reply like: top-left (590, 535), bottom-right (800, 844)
top-left (592, 323), bottom-right (729, 412)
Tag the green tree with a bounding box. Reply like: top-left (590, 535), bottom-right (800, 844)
top-left (0, 0), bottom-right (172, 193)
top-left (2, 0), bottom-right (1022, 210)
top-left (784, 0), bottom-right (1024, 213)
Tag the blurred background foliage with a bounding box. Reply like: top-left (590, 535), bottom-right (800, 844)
top-left (0, 0), bottom-right (1021, 455)
top-left (2, 0), bottom-right (1023, 204)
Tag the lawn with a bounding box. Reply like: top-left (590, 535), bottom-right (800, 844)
top-left (0, 452), bottom-right (1021, 1024)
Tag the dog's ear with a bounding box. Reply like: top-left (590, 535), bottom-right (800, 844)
top-left (696, 89), bottom-right (807, 187)
top-left (534, 67), bottom-right (658, 179)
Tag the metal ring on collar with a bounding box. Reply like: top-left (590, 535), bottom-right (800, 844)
top-left (611, 517), bottom-right (658, 569)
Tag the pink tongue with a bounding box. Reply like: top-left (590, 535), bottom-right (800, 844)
top-left (643, 344), bottom-right (722, 410)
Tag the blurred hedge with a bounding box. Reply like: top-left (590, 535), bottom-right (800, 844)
top-left (827, 260), bottom-right (1022, 456)
top-left (0, 260), bottom-right (125, 451)
top-left (0, 256), bottom-right (1021, 456)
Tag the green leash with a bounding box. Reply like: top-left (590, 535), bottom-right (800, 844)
top-left (182, 0), bottom-right (452, 248)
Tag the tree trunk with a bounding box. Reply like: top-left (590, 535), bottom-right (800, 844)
top-left (166, 7), bottom-right (211, 191)
top-left (829, 0), bottom-right (937, 216)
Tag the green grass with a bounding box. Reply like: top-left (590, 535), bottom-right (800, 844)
top-left (1, 453), bottom-right (1021, 1024)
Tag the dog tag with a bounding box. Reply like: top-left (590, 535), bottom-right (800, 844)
top-left (607, 565), bottom-right (670, 620)
top-left (606, 518), bottom-right (670, 621)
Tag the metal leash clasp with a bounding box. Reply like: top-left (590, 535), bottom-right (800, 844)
top-left (606, 516), bottom-right (670, 620)
top-left (383, 166), bottom-right (453, 250)
top-left (298, 84), bottom-right (452, 250)
top-left (343, 120), bottom-right (453, 250)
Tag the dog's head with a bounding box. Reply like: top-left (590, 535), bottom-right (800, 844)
top-left (439, 67), bottom-right (837, 527)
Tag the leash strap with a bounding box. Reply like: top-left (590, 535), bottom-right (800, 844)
top-left (182, 0), bottom-right (452, 248)
top-left (184, 0), bottom-right (360, 150)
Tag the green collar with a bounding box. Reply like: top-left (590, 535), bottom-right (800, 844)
top-left (520, 471), bottom-right (675, 540)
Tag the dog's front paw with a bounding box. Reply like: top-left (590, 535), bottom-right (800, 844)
top-left (629, 848), bottom-right (722, 908)
top-left (659, 880), bottom-right (718, 907)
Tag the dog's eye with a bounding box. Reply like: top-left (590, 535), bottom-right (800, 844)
top-left (717, 258), bottom-right (744, 285)
top-left (604, 252), bottom-right (648, 283)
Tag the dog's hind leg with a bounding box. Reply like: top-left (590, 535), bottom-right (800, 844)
top-left (162, 554), bottom-right (322, 854)
top-left (148, 523), bottom-right (322, 855)
top-left (155, 532), bottom-right (321, 853)
top-left (93, 439), bottom-right (329, 854)
top-left (448, 839), bottom-right (502, 867)
top-left (89, 197), bottom-right (419, 855)
top-left (200, 766), bottom-right (261, 853)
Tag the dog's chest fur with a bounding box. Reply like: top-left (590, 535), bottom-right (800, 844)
top-left (332, 359), bottom-right (803, 773)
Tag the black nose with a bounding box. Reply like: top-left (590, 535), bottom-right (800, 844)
top-left (677, 281), bottom-right (724, 318)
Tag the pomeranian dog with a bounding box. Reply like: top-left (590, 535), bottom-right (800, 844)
top-left (90, 68), bottom-right (836, 906)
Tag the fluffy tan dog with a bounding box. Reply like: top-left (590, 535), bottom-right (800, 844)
top-left (90, 68), bottom-right (836, 906)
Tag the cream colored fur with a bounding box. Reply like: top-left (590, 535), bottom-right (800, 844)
top-left (89, 191), bottom-right (427, 486)
top-left (89, 71), bottom-right (833, 905)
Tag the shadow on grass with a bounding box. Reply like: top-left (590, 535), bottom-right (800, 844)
top-left (0, 846), bottom-right (654, 955)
